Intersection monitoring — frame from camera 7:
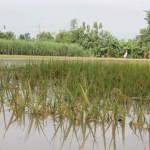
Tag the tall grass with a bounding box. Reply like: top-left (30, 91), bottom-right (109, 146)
top-left (0, 39), bottom-right (91, 56)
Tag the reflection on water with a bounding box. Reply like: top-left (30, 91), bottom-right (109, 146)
top-left (0, 103), bottom-right (150, 150)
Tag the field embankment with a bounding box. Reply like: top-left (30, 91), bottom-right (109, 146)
top-left (1, 54), bottom-right (150, 63)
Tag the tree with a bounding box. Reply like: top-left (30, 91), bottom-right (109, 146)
top-left (0, 31), bottom-right (5, 39)
top-left (37, 32), bottom-right (54, 41)
top-left (126, 39), bottom-right (141, 58)
top-left (0, 31), bottom-right (15, 39)
top-left (18, 34), bottom-right (25, 40)
top-left (137, 10), bottom-right (150, 58)
top-left (55, 30), bottom-right (72, 43)
top-left (5, 31), bottom-right (15, 39)
top-left (24, 33), bottom-right (31, 40)
top-left (144, 10), bottom-right (150, 25)
top-left (70, 19), bottom-right (78, 31)
top-left (18, 33), bottom-right (30, 40)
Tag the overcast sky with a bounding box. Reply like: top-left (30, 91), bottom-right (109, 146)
top-left (0, 0), bottom-right (150, 39)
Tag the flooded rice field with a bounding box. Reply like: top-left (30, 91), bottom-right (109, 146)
top-left (0, 103), bottom-right (150, 150)
top-left (0, 59), bottom-right (150, 150)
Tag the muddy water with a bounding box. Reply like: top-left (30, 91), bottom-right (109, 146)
top-left (0, 105), bottom-right (149, 150)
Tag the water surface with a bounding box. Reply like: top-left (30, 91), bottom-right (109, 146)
top-left (0, 104), bottom-right (149, 150)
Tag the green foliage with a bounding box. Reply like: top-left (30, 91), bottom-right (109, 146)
top-left (0, 31), bottom-right (15, 40)
top-left (136, 10), bottom-right (150, 58)
top-left (1, 60), bottom-right (150, 123)
top-left (1, 11), bottom-right (150, 58)
top-left (8, 60), bottom-right (150, 99)
top-left (144, 9), bottom-right (150, 25)
top-left (37, 32), bottom-right (54, 41)
top-left (0, 39), bottom-right (90, 56)
top-left (18, 33), bottom-right (31, 40)
top-left (70, 19), bottom-right (78, 30)
top-left (55, 20), bottom-right (142, 58)
top-left (18, 34), bottom-right (26, 40)
top-left (55, 30), bottom-right (72, 43)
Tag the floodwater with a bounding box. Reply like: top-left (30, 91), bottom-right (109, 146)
top-left (1, 57), bottom-right (150, 66)
top-left (0, 58), bottom-right (150, 150)
top-left (0, 105), bottom-right (150, 150)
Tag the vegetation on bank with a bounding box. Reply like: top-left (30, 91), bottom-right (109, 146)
top-left (0, 39), bottom-right (91, 56)
top-left (0, 10), bottom-right (150, 58)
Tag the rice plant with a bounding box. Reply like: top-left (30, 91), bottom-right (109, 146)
top-left (0, 60), bottom-right (150, 125)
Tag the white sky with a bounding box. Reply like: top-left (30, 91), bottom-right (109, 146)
top-left (0, 0), bottom-right (150, 39)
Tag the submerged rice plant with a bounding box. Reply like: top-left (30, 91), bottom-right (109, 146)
top-left (0, 60), bottom-right (150, 124)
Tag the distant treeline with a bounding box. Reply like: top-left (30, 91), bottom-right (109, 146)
top-left (0, 10), bottom-right (150, 58)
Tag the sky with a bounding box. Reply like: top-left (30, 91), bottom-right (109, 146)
top-left (0, 0), bottom-right (150, 40)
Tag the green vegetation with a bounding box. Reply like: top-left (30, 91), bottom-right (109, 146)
top-left (0, 10), bottom-right (150, 58)
top-left (0, 60), bottom-right (150, 125)
top-left (0, 60), bottom-right (150, 149)
top-left (1, 8), bottom-right (150, 150)
top-left (0, 39), bottom-right (91, 56)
